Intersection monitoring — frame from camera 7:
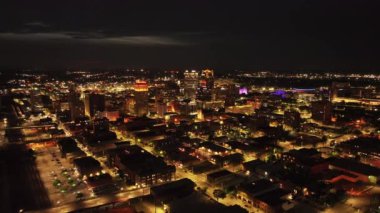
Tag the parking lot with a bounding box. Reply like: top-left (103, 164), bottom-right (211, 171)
top-left (35, 146), bottom-right (92, 206)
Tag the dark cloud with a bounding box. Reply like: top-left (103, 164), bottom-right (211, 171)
top-left (0, 32), bottom-right (189, 46)
top-left (24, 21), bottom-right (50, 28)
top-left (0, 0), bottom-right (379, 71)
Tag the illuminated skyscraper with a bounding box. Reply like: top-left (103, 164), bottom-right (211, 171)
top-left (124, 95), bottom-right (135, 115)
top-left (197, 69), bottom-right (214, 101)
top-left (183, 70), bottom-right (198, 99)
top-left (134, 80), bottom-right (149, 117)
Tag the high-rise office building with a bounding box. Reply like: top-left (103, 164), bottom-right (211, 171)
top-left (160, 81), bottom-right (179, 102)
top-left (156, 101), bottom-right (167, 118)
top-left (197, 69), bottom-right (214, 101)
top-left (134, 80), bottom-right (149, 117)
top-left (124, 95), bottom-right (135, 115)
top-left (68, 85), bottom-right (84, 121)
top-left (183, 70), bottom-right (198, 99)
top-left (84, 93), bottom-right (105, 118)
top-left (224, 84), bottom-right (239, 107)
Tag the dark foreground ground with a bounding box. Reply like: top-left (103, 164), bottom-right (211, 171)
top-left (0, 144), bottom-right (51, 213)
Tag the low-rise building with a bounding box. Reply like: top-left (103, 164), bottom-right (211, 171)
top-left (73, 156), bottom-right (103, 178)
top-left (109, 145), bottom-right (176, 186)
top-left (151, 178), bottom-right (195, 203)
top-left (281, 148), bottom-right (329, 175)
top-left (207, 169), bottom-right (234, 184)
top-left (237, 179), bottom-right (293, 213)
top-left (328, 158), bottom-right (380, 184)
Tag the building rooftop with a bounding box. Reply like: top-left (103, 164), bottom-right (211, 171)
top-left (117, 145), bottom-right (175, 176)
top-left (239, 179), bottom-right (277, 197)
top-left (207, 169), bottom-right (233, 180)
top-left (151, 178), bottom-right (195, 202)
top-left (73, 156), bottom-right (101, 172)
top-left (243, 159), bottom-right (265, 171)
top-left (286, 148), bottom-right (320, 159)
top-left (254, 188), bottom-right (289, 207)
top-left (57, 137), bottom-right (81, 154)
top-left (169, 191), bottom-right (247, 213)
top-left (83, 130), bottom-right (117, 146)
top-left (86, 173), bottom-right (113, 188)
top-left (199, 142), bottom-right (228, 153)
top-left (329, 157), bottom-right (380, 176)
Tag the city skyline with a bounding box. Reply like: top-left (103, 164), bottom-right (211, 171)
top-left (1, 1), bottom-right (380, 213)
top-left (1, 69), bottom-right (379, 213)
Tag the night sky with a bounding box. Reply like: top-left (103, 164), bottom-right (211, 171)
top-left (0, 0), bottom-right (379, 72)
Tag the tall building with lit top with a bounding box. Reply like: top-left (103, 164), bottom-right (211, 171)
top-left (134, 80), bottom-right (149, 117)
top-left (197, 69), bottom-right (214, 101)
top-left (183, 70), bottom-right (198, 99)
